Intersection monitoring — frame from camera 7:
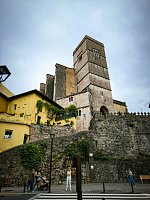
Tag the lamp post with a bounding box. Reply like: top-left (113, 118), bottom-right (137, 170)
top-left (76, 153), bottom-right (82, 200)
top-left (0, 65), bottom-right (11, 82)
top-left (49, 133), bottom-right (55, 193)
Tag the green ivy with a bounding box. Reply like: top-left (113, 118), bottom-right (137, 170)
top-left (64, 105), bottom-right (78, 117)
top-left (19, 140), bottom-right (48, 170)
top-left (64, 139), bottom-right (90, 166)
top-left (127, 122), bottom-right (134, 127)
top-left (93, 149), bottom-right (111, 160)
top-left (36, 100), bottom-right (44, 112)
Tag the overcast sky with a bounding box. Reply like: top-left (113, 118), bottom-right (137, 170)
top-left (0, 0), bottom-right (150, 112)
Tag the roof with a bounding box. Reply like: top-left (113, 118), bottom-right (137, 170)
top-left (9, 89), bottom-right (63, 109)
top-left (0, 92), bottom-right (9, 100)
top-left (0, 83), bottom-right (14, 97)
top-left (113, 99), bottom-right (127, 107)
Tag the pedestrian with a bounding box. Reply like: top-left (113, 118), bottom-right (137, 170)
top-left (27, 169), bottom-right (36, 192)
top-left (127, 169), bottom-right (135, 186)
top-left (35, 170), bottom-right (42, 189)
top-left (66, 166), bottom-right (71, 191)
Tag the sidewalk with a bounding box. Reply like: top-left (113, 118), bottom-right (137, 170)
top-left (0, 183), bottom-right (150, 194)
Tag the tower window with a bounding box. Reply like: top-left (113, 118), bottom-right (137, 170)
top-left (78, 110), bottom-right (81, 116)
top-left (78, 52), bottom-right (82, 61)
top-left (93, 48), bottom-right (100, 58)
top-left (69, 96), bottom-right (73, 102)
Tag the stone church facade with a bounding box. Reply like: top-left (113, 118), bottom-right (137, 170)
top-left (40, 35), bottom-right (127, 131)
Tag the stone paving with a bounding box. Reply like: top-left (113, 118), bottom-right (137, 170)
top-left (0, 183), bottom-right (150, 194)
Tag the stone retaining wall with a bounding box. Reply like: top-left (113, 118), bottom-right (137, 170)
top-left (0, 113), bottom-right (150, 186)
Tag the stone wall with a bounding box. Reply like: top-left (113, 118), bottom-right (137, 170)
top-left (0, 131), bottom-right (93, 186)
top-left (90, 112), bottom-right (150, 157)
top-left (0, 146), bottom-right (27, 186)
top-left (90, 160), bottom-right (150, 183)
top-left (29, 125), bottom-right (76, 143)
top-left (56, 91), bottom-right (92, 131)
top-left (0, 113), bottom-right (150, 186)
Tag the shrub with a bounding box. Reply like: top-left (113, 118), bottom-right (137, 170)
top-left (19, 140), bottom-right (48, 170)
top-left (64, 138), bottom-right (90, 166)
top-left (93, 149), bottom-right (110, 160)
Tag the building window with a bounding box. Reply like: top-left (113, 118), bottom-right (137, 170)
top-left (78, 52), bottom-right (82, 61)
top-left (37, 116), bottom-right (41, 124)
top-left (93, 48), bottom-right (100, 58)
top-left (23, 134), bottom-right (29, 144)
top-left (78, 110), bottom-right (81, 116)
top-left (13, 104), bottom-right (17, 110)
top-left (4, 130), bottom-right (13, 139)
top-left (20, 113), bottom-right (24, 117)
top-left (69, 96), bottom-right (73, 102)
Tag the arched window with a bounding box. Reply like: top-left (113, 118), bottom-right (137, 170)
top-left (100, 106), bottom-right (108, 116)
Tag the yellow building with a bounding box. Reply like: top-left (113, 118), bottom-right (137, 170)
top-left (0, 89), bottom-right (76, 152)
top-left (0, 83), bottom-right (14, 97)
top-left (113, 99), bottom-right (128, 113)
top-left (0, 121), bottom-right (30, 152)
top-left (4, 89), bottom-right (63, 125)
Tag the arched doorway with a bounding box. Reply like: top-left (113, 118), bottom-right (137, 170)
top-left (100, 106), bottom-right (108, 116)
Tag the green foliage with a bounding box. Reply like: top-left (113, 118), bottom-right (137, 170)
top-left (53, 153), bottom-right (63, 163)
top-left (70, 121), bottom-right (74, 126)
top-left (64, 105), bottom-right (78, 117)
top-left (93, 149), bottom-right (110, 160)
top-left (36, 100), bottom-right (78, 123)
top-left (44, 103), bottom-right (61, 115)
top-left (19, 140), bottom-right (48, 170)
top-left (56, 104), bottom-right (78, 121)
top-left (36, 100), bottom-right (44, 112)
top-left (64, 139), bottom-right (90, 166)
top-left (127, 122), bottom-right (134, 127)
top-left (44, 102), bottom-right (62, 120)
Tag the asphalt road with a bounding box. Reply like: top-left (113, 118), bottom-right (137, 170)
top-left (0, 194), bottom-right (36, 200)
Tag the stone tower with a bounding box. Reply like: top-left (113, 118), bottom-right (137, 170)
top-left (73, 35), bottom-right (114, 114)
top-left (45, 74), bottom-right (55, 100)
top-left (54, 63), bottom-right (76, 101)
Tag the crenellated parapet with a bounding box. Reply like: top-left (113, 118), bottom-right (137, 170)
top-left (93, 111), bottom-right (150, 119)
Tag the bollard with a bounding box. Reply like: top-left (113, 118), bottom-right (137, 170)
top-left (102, 182), bottom-right (105, 200)
top-left (131, 182), bottom-right (134, 194)
top-left (23, 182), bottom-right (26, 193)
top-left (102, 182), bottom-right (105, 193)
top-left (76, 154), bottom-right (82, 200)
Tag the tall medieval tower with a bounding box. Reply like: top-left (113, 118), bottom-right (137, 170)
top-left (40, 35), bottom-right (126, 131)
top-left (73, 35), bottom-right (114, 114)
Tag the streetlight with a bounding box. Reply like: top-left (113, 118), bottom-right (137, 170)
top-left (39, 125), bottom-right (55, 193)
top-left (49, 133), bottom-right (55, 193)
top-left (0, 65), bottom-right (11, 82)
top-left (89, 153), bottom-right (94, 182)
